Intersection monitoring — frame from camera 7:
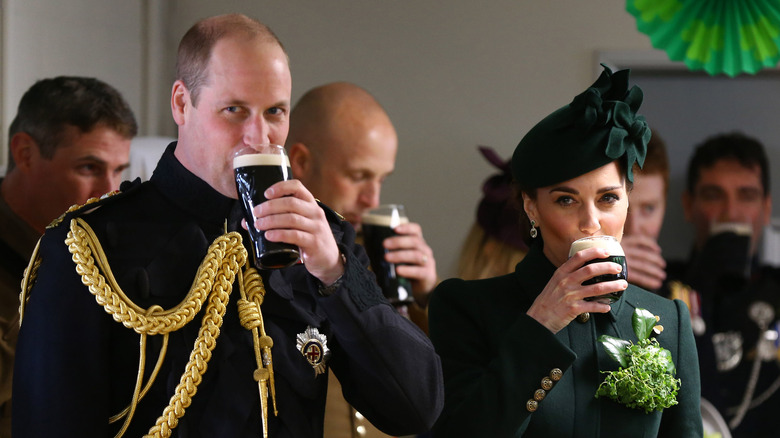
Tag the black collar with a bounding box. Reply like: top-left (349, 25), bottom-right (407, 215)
top-left (150, 141), bottom-right (236, 226)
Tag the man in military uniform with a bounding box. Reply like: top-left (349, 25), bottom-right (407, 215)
top-left (287, 83), bottom-right (439, 437)
top-left (12, 14), bottom-right (443, 438)
top-left (665, 132), bottom-right (779, 437)
top-left (1, 76), bottom-right (136, 437)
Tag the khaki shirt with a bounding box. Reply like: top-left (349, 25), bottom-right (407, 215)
top-left (0, 188), bottom-right (41, 438)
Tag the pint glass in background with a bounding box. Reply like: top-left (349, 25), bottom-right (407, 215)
top-left (233, 144), bottom-right (301, 269)
top-left (705, 221), bottom-right (752, 279)
top-left (568, 235), bottom-right (628, 304)
top-left (362, 204), bottom-right (413, 306)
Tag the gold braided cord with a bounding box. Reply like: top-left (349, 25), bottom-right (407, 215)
top-left (18, 237), bottom-right (43, 325)
top-left (64, 218), bottom-right (248, 438)
top-left (237, 268), bottom-right (278, 438)
top-left (66, 218), bottom-right (239, 336)
top-left (114, 332), bottom-right (150, 438)
top-left (109, 309), bottom-right (170, 425)
top-left (144, 257), bottom-right (238, 438)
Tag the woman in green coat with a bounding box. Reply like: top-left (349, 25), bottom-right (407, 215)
top-left (429, 66), bottom-right (702, 437)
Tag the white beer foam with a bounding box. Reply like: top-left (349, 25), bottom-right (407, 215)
top-left (233, 153), bottom-right (290, 169)
top-left (710, 221), bottom-right (752, 236)
top-left (568, 235), bottom-right (624, 257)
top-left (362, 212), bottom-right (409, 228)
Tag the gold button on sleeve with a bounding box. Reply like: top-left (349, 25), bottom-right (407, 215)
top-left (526, 399), bottom-right (538, 412)
top-left (541, 376), bottom-right (553, 391)
top-left (534, 389), bottom-right (547, 401)
top-left (550, 368), bottom-right (563, 381)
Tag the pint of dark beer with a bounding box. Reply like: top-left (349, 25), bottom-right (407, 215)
top-left (568, 235), bottom-right (627, 304)
top-left (705, 221), bottom-right (752, 279)
top-left (362, 204), bottom-right (413, 306)
top-left (233, 145), bottom-right (300, 269)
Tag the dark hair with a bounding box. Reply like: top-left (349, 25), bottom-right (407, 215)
top-left (515, 158), bottom-right (632, 247)
top-left (686, 132), bottom-right (770, 195)
top-left (176, 13), bottom-right (286, 106)
top-left (7, 76), bottom-right (137, 171)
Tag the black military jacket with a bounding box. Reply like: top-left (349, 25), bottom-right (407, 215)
top-left (13, 142), bottom-right (443, 437)
top-left (665, 249), bottom-right (780, 438)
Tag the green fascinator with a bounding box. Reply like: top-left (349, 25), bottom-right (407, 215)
top-left (512, 65), bottom-right (651, 189)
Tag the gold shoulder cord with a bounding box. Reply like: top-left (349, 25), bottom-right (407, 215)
top-left (19, 217), bottom-right (277, 438)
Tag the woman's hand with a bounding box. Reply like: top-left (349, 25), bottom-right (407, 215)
top-left (526, 247), bottom-right (628, 333)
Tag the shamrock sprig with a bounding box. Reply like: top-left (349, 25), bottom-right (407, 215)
top-left (595, 308), bottom-right (681, 413)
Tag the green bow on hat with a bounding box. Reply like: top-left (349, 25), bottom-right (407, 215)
top-left (512, 65), bottom-right (651, 189)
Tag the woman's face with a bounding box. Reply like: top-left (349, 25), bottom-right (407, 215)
top-left (523, 161), bottom-right (628, 267)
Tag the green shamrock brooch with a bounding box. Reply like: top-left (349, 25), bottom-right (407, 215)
top-left (595, 308), bottom-right (681, 413)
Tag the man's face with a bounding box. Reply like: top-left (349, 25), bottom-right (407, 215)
top-left (683, 158), bottom-right (771, 254)
top-left (173, 36), bottom-right (292, 198)
top-left (302, 118), bottom-right (397, 229)
top-left (625, 172), bottom-right (666, 240)
top-left (28, 125), bottom-right (131, 227)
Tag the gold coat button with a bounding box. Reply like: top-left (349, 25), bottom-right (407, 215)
top-left (534, 389), bottom-right (546, 401)
top-left (550, 368), bottom-right (563, 381)
top-left (541, 376), bottom-right (553, 391)
top-left (526, 399), bottom-right (538, 412)
top-left (577, 312), bottom-right (590, 323)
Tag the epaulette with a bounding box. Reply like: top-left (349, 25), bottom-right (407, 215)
top-left (316, 199), bottom-right (346, 223)
top-left (46, 178), bottom-right (144, 229)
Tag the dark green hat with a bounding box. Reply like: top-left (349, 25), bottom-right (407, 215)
top-left (511, 65), bottom-right (650, 189)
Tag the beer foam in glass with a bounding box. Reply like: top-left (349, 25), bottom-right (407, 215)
top-left (233, 145), bottom-right (300, 269)
top-left (361, 204), bottom-right (413, 306)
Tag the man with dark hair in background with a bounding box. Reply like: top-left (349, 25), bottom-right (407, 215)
top-left (665, 132), bottom-right (778, 437)
top-left (0, 75), bottom-right (137, 437)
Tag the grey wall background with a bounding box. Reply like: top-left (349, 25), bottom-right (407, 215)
top-left (3, 0), bottom-right (779, 277)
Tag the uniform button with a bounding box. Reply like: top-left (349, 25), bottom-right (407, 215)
top-left (526, 399), bottom-right (538, 412)
top-left (550, 368), bottom-right (563, 381)
top-left (577, 313), bottom-right (590, 323)
top-left (541, 376), bottom-right (553, 391)
top-left (356, 425), bottom-right (366, 436)
top-left (354, 411), bottom-right (365, 420)
top-left (534, 389), bottom-right (546, 401)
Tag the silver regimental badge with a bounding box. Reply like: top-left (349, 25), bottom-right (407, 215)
top-left (712, 331), bottom-right (743, 372)
top-left (296, 326), bottom-right (330, 376)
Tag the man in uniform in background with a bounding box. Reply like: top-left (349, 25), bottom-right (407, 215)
top-left (665, 132), bottom-right (778, 437)
top-left (287, 82), bottom-right (439, 437)
top-left (0, 76), bottom-right (136, 437)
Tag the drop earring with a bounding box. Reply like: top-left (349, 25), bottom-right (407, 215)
top-left (530, 220), bottom-right (538, 239)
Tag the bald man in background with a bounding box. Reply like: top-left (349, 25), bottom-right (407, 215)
top-left (287, 82), bottom-right (438, 438)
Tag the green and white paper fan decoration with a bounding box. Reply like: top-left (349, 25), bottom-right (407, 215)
top-left (627, 0), bottom-right (780, 77)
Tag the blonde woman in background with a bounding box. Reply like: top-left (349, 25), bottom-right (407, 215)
top-left (457, 146), bottom-right (527, 280)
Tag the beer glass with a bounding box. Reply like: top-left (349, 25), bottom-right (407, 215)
top-left (233, 144), bottom-right (300, 269)
top-left (704, 221), bottom-right (752, 279)
top-left (362, 204), bottom-right (413, 306)
top-left (568, 235), bottom-right (627, 304)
